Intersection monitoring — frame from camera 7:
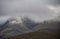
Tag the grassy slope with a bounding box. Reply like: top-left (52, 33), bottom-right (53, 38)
top-left (8, 31), bottom-right (58, 39)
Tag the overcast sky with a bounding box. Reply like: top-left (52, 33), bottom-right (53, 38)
top-left (0, 0), bottom-right (60, 22)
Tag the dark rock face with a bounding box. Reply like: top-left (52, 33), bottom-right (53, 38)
top-left (0, 20), bottom-right (9, 31)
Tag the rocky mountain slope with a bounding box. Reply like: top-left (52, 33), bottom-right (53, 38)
top-left (0, 16), bottom-right (60, 39)
top-left (8, 21), bottom-right (60, 39)
top-left (0, 17), bottom-right (39, 38)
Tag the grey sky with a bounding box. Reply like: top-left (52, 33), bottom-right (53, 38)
top-left (0, 0), bottom-right (60, 22)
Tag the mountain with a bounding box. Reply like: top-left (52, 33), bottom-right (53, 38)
top-left (7, 20), bottom-right (60, 39)
top-left (32, 20), bottom-right (60, 33)
top-left (0, 17), bottom-right (39, 38)
top-left (1, 16), bottom-right (60, 38)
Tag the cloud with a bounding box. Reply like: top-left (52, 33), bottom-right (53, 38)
top-left (0, 0), bottom-right (60, 22)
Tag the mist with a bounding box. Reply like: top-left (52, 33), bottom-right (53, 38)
top-left (0, 0), bottom-right (60, 22)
